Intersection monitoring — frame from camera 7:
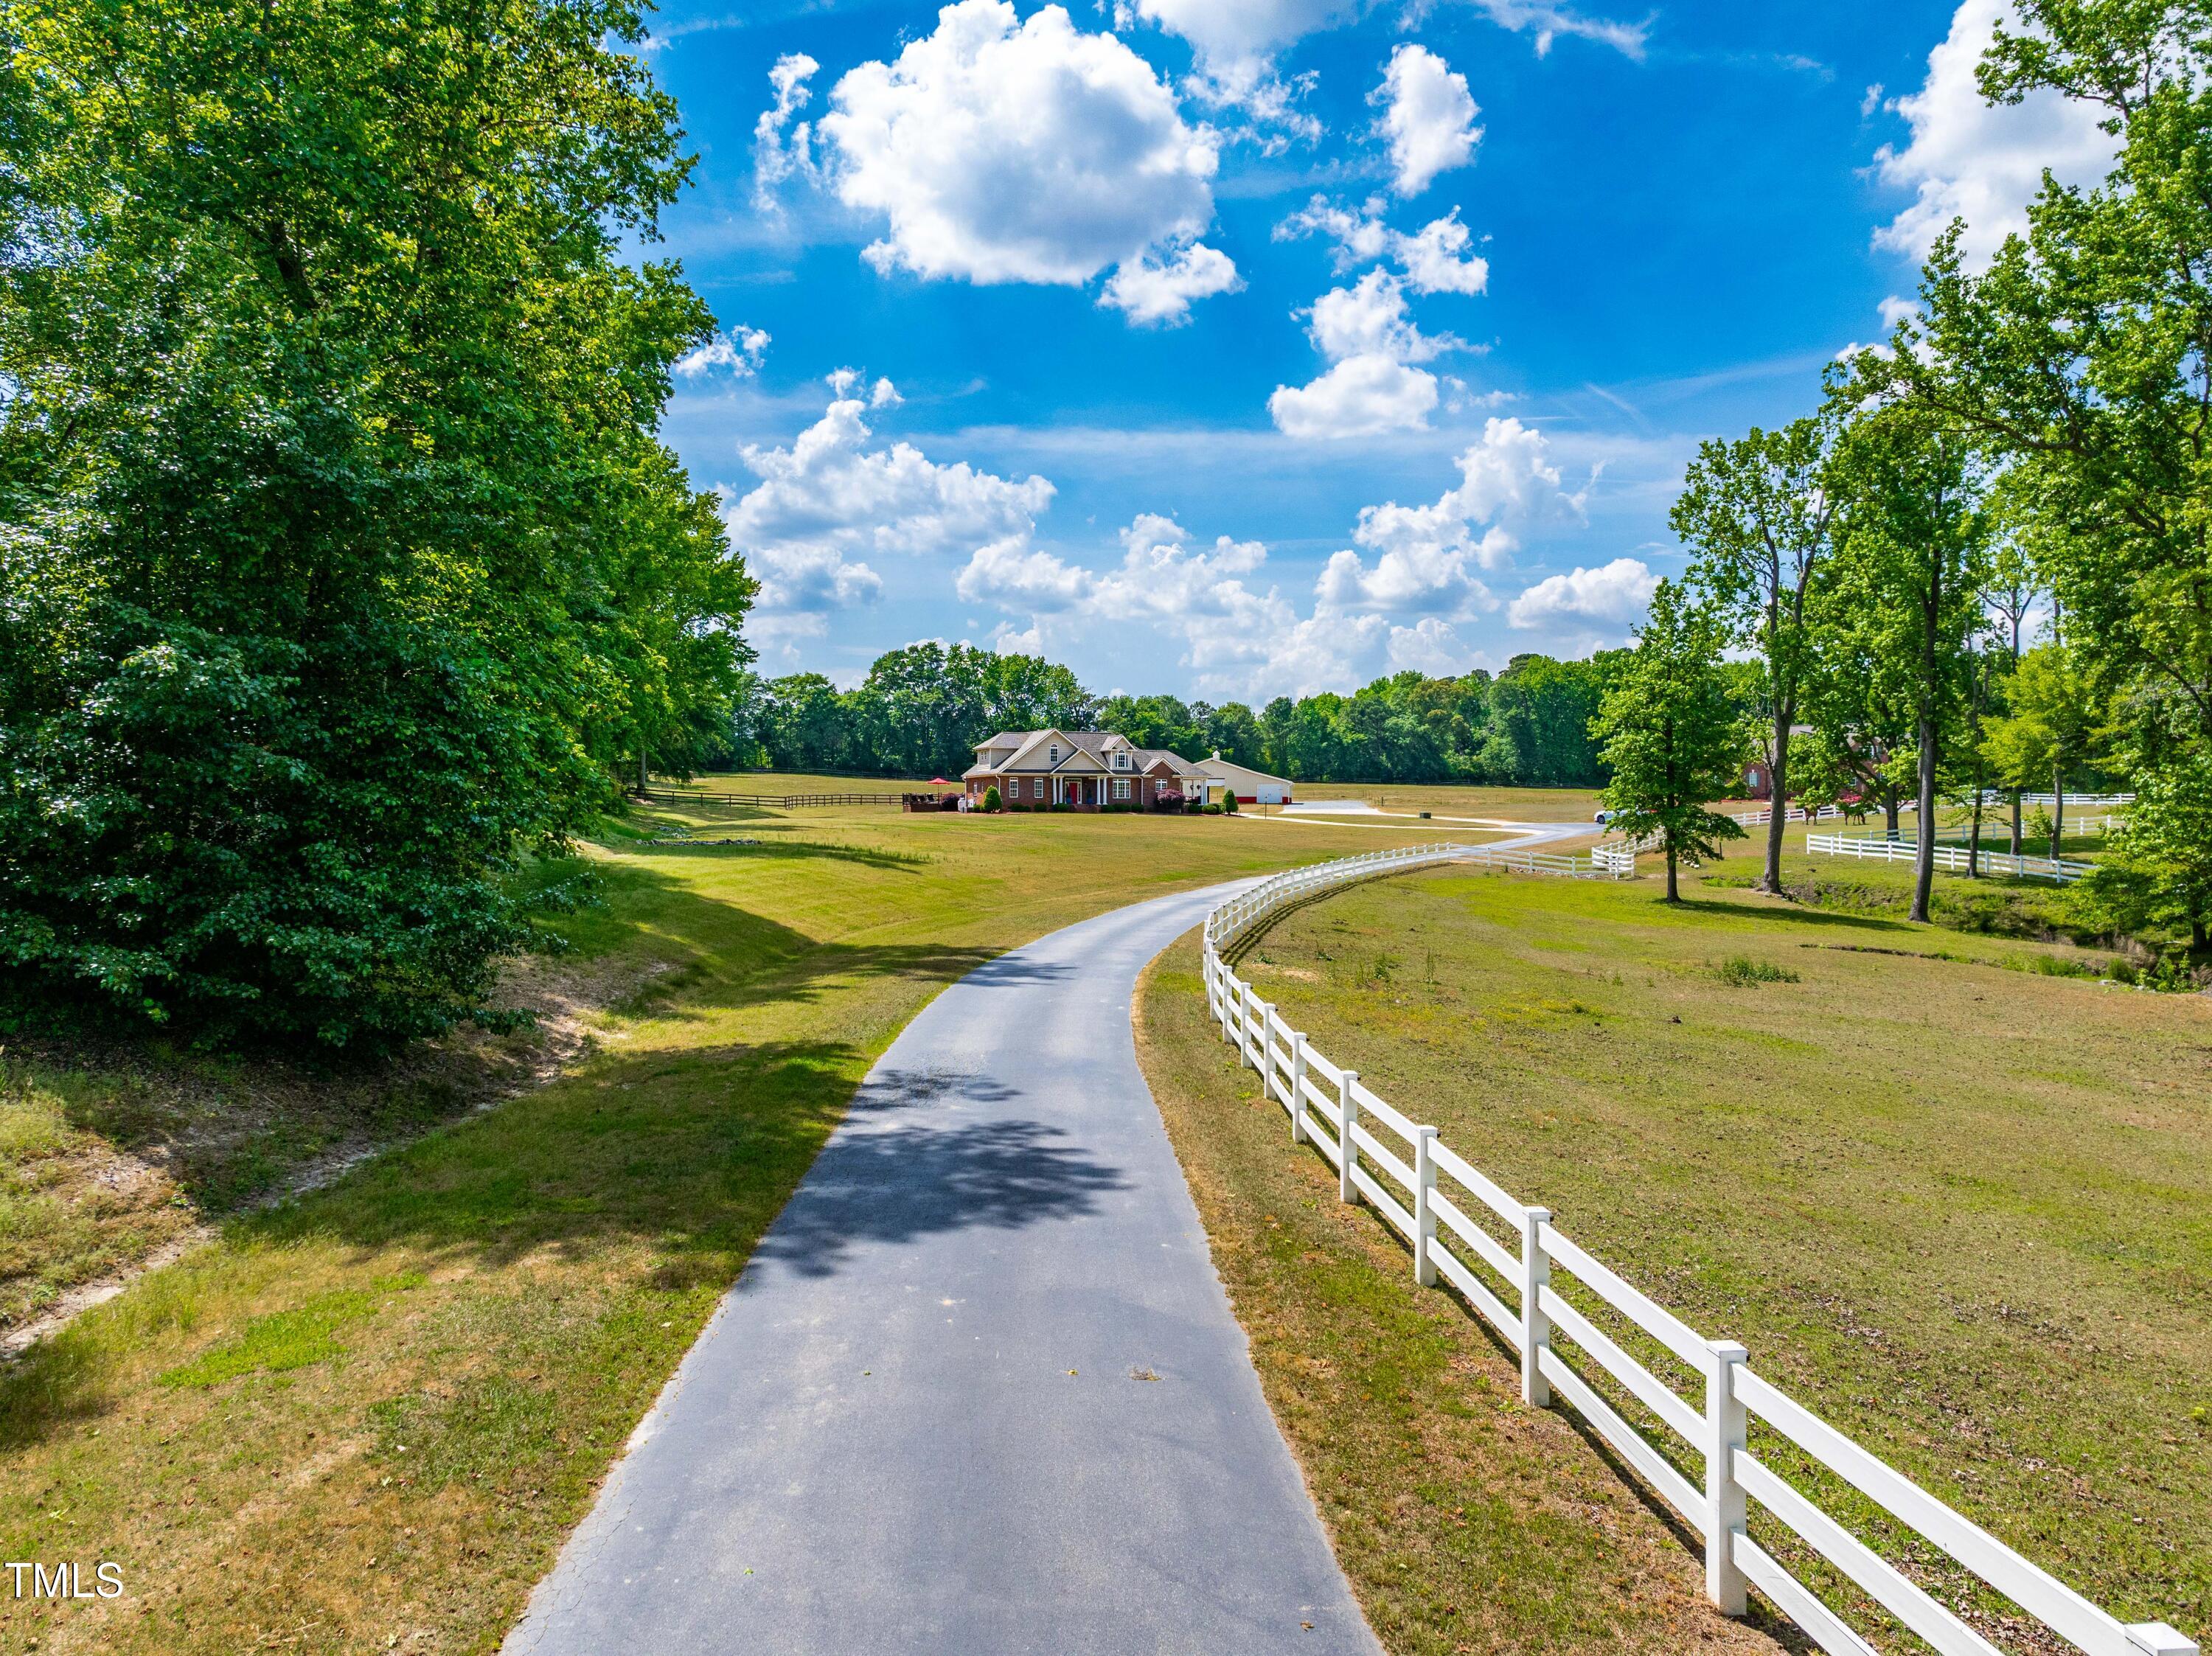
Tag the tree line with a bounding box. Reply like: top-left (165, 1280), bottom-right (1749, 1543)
top-left (723, 645), bottom-right (1627, 789)
top-left (1596, 0), bottom-right (2212, 956)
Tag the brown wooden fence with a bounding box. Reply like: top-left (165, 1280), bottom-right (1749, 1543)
top-left (634, 785), bottom-right (953, 810)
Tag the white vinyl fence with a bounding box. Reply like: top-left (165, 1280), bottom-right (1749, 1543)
top-left (1986, 792), bottom-right (2135, 810)
top-left (1806, 831), bottom-right (2095, 884)
top-left (1200, 849), bottom-right (2196, 1656)
top-left (1601, 800), bottom-right (1917, 864)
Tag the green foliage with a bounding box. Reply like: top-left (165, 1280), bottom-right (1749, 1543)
top-left (1676, 413), bottom-right (1840, 883)
top-left (1220, 790), bottom-right (1239, 814)
top-left (750, 645), bottom-right (1090, 778)
top-left (1845, 1), bottom-right (2212, 950)
top-left (1593, 581), bottom-right (1750, 899)
top-left (1712, 956), bottom-right (1799, 986)
top-left (981, 784), bottom-right (1003, 814)
top-left (1984, 644), bottom-right (2101, 860)
top-left (2090, 746), bottom-right (2212, 947)
top-left (161, 1274), bottom-right (424, 1389)
top-left (0, 0), bottom-right (752, 1046)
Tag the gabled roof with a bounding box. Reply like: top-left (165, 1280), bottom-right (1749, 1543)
top-left (966, 729), bottom-right (1209, 778)
top-left (1194, 753), bottom-right (1293, 787)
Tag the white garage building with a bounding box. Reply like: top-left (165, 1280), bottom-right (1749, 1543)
top-left (1195, 752), bottom-right (1295, 806)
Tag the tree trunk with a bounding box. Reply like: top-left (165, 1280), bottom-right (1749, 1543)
top-left (1665, 843), bottom-right (1680, 902)
top-left (1967, 778), bottom-right (1984, 880)
top-left (2051, 767), bottom-right (2065, 863)
top-left (1911, 716), bottom-right (1938, 924)
top-left (1760, 713), bottom-right (1790, 893)
top-left (1884, 790), bottom-right (1900, 840)
top-left (2010, 790), bottom-right (2022, 857)
top-left (2192, 915), bottom-right (2207, 953)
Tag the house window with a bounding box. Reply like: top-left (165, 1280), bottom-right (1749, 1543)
top-left (1048, 745), bottom-right (1060, 762)
top-left (1031, 779), bottom-right (1044, 800)
top-left (1114, 779), bottom-right (1131, 801)
top-left (1114, 752), bottom-right (1129, 770)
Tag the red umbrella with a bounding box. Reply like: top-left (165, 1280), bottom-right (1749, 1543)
top-left (930, 776), bottom-right (950, 784)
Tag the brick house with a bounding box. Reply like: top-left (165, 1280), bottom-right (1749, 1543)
top-left (962, 729), bottom-right (1213, 810)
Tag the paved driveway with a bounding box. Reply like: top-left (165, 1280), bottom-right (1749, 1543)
top-left (504, 880), bottom-right (1382, 1656)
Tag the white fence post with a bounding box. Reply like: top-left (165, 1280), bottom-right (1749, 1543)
top-left (1289, 1032), bottom-right (1308, 1144)
top-left (1257, 1001), bottom-right (1276, 1097)
top-left (1413, 1126), bottom-right (1438, 1287)
top-left (1214, 955), bottom-right (1231, 1042)
top-left (2124, 1624), bottom-right (2199, 1655)
top-left (1240, 983), bottom-right (1258, 1069)
top-left (1520, 1206), bottom-right (1551, 1407)
top-left (1338, 1070), bottom-right (1360, 1205)
top-left (1705, 1339), bottom-right (1749, 1615)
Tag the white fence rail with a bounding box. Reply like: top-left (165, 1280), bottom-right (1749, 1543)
top-left (1602, 800), bottom-right (1917, 863)
top-left (1982, 791), bottom-right (2135, 810)
top-left (1806, 832), bottom-right (2094, 884)
top-left (1207, 844), bottom-right (1630, 954)
top-left (1200, 851), bottom-right (2195, 1656)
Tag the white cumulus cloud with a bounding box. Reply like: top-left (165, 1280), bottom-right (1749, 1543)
top-left (1276, 197), bottom-right (1490, 294)
top-left (956, 535), bottom-right (1095, 611)
top-left (1269, 354), bottom-right (1441, 439)
top-left (1125, 0), bottom-right (1343, 150)
top-left (1127, 0), bottom-right (1350, 63)
top-left (1307, 269), bottom-right (1459, 363)
top-left (819, 0), bottom-right (1230, 323)
top-left (1100, 239), bottom-right (1245, 324)
top-left (753, 54), bottom-right (821, 212)
top-left (1871, 0), bottom-right (2115, 271)
top-left (1318, 417), bottom-right (1581, 613)
top-left (1270, 262), bottom-right (1478, 439)
top-left (1506, 557), bottom-right (1658, 629)
top-left (726, 392), bottom-right (1056, 645)
top-left (675, 326), bottom-right (770, 378)
top-left (1386, 616), bottom-right (1490, 676)
top-left (1377, 45), bottom-right (1481, 198)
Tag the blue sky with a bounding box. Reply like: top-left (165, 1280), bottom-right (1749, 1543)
top-left (638, 0), bottom-right (2112, 701)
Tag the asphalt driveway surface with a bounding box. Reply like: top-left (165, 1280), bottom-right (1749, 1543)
top-left (504, 879), bottom-right (1382, 1656)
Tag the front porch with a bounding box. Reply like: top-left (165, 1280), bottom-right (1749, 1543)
top-left (966, 770), bottom-right (1200, 810)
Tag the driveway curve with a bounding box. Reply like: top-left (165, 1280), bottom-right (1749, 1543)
top-left (504, 879), bottom-right (1383, 1656)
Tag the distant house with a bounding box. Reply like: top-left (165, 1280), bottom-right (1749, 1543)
top-left (963, 729), bottom-right (1211, 809)
top-left (1195, 752), bottom-right (1295, 805)
top-left (1743, 724), bottom-right (1818, 799)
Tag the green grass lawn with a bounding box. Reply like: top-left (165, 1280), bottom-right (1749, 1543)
top-left (1138, 864), bottom-right (2210, 1653)
top-left (0, 803), bottom-right (1410, 1655)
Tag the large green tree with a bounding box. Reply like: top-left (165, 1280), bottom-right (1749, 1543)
top-left (0, 0), bottom-right (751, 1046)
top-left (1674, 414), bottom-right (1840, 891)
top-left (1984, 643), bottom-right (2101, 862)
top-left (1858, 0), bottom-right (2212, 944)
top-left (1823, 406), bottom-right (1992, 921)
top-left (1592, 582), bottom-right (1749, 902)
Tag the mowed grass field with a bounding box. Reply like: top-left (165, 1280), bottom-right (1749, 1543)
top-left (1136, 863), bottom-right (2210, 1654)
top-left (0, 800), bottom-right (1435, 1655)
